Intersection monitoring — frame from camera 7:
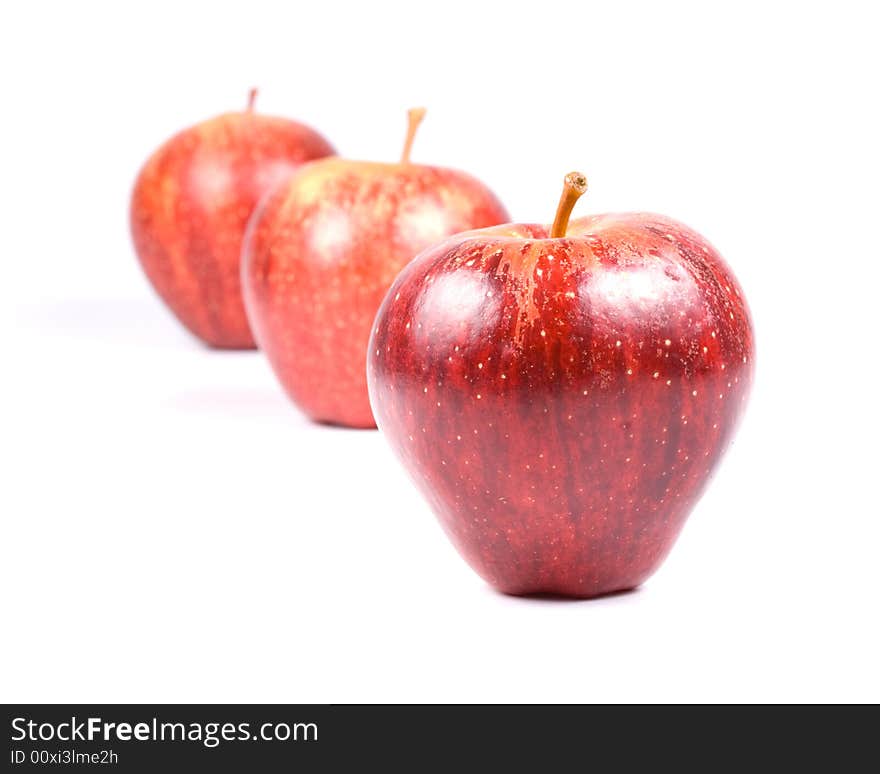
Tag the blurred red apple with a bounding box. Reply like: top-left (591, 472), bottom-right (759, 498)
top-left (242, 108), bottom-right (510, 427)
top-left (130, 89), bottom-right (335, 348)
top-left (368, 172), bottom-right (755, 598)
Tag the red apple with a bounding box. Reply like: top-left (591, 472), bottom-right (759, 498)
top-left (242, 109), bottom-right (510, 427)
top-left (367, 172), bottom-right (755, 598)
top-left (131, 89), bottom-right (335, 348)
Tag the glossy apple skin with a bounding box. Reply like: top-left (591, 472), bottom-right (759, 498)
top-left (242, 158), bottom-right (509, 427)
top-left (131, 112), bottom-right (335, 348)
top-left (368, 214), bottom-right (754, 597)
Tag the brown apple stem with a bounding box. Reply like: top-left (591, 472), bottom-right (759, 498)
top-left (247, 87), bottom-right (258, 112)
top-left (549, 172), bottom-right (588, 238)
top-left (400, 107), bottom-right (427, 164)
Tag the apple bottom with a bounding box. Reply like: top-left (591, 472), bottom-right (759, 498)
top-left (168, 313), bottom-right (257, 351)
top-left (199, 334), bottom-right (257, 351)
top-left (132, 243), bottom-right (259, 351)
top-left (272, 384), bottom-right (376, 429)
top-left (434, 506), bottom-right (685, 599)
top-left (305, 410), bottom-right (377, 431)
top-left (496, 582), bottom-right (639, 599)
top-left (474, 566), bottom-right (654, 599)
top-left (263, 351), bottom-right (378, 430)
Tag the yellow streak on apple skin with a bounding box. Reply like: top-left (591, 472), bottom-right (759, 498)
top-left (495, 240), bottom-right (546, 346)
top-left (445, 219), bottom-right (610, 349)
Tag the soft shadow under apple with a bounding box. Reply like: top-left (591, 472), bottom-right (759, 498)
top-left (490, 585), bottom-right (645, 606)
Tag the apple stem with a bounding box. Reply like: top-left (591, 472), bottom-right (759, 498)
top-left (247, 87), bottom-right (258, 112)
top-left (401, 107), bottom-right (427, 164)
top-left (549, 172), bottom-right (588, 238)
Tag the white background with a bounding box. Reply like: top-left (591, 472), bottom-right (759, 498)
top-left (2, 0), bottom-right (878, 702)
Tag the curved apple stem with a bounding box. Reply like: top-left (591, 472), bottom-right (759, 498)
top-left (247, 87), bottom-right (258, 112)
top-left (549, 172), bottom-right (588, 238)
top-left (400, 107), bottom-right (426, 164)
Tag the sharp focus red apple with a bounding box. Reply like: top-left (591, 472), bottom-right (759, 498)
top-left (367, 172), bottom-right (754, 598)
top-left (130, 89), bottom-right (335, 348)
top-left (241, 109), bottom-right (510, 427)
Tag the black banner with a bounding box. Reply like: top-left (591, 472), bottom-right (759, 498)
top-left (2, 704), bottom-right (874, 770)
